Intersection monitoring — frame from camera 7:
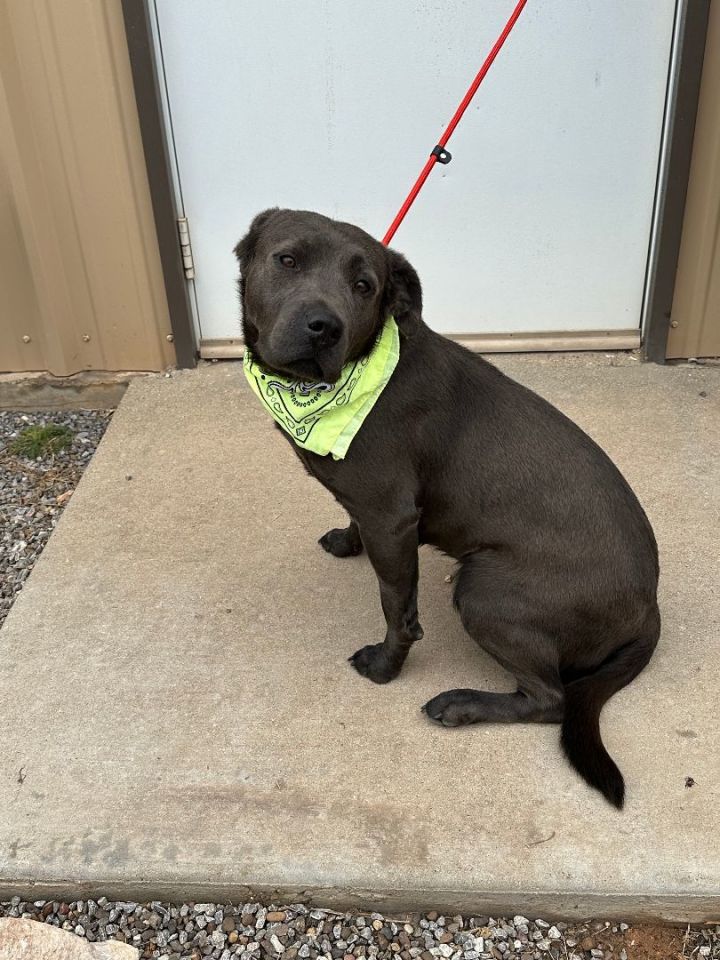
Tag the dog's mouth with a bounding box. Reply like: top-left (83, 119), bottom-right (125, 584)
top-left (259, 352), bottom-right (343, 385)
top-left (283, 357), bottom-right (329, 382)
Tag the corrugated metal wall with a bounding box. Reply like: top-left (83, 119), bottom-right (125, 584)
top-left (667, 0), bottom-right (720, 359)
top-left (0, 0), bottom-right (176, 376)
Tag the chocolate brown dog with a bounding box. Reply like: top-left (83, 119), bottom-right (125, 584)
top-left (235, 208), bottom-right (660, 808)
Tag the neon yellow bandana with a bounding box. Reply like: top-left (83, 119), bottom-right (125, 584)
top-left (243, 316), bottom-right (399, 459)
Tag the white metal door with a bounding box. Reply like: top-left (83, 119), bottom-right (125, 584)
top-left (153, 0), bottom-right (677, 347)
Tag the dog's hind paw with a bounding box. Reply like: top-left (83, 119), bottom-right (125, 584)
top-left (423, 689), bottom-right (486, 726)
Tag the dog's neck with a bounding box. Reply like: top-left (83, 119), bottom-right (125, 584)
top-left (242, 316), bottom-right (401, 460)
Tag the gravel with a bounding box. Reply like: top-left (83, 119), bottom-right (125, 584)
top-left (0, 900), bottom-right (718, 960)
top-left (0, 409), bottom-right (111, 628)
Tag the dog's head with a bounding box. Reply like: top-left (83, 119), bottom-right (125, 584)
top-left (234, 209), bottom-right (422, 383)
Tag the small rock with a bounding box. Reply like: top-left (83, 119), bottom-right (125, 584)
top-left (267, 913), bottom-right (286, 924)
top-left (547, 927), bottom-right (561, 940)
top-left (0, 918), bottom-right (139, 958)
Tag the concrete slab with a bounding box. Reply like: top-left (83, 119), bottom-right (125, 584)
top-left (0, 357), bottom-right (718, 921)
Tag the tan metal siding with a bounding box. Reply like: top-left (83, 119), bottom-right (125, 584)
top-left (0, 0), bottom-right (176, 375)
top-left (0, 85), bottom-right (45, 374)
top-left (667, 0), bottom-right (720, 359)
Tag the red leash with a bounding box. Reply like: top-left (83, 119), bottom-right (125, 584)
top-left (382, 0), bottom-right (529, 246)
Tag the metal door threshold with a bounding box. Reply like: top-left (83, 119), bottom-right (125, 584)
top-left (200, 329), bottom-right (640, 359)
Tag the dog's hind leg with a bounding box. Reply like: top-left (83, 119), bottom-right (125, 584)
top-left (423, 554), bottom-right (654, 807)
top-left (423, 555), bottom-right (565, 725)
top-left (423, 679), bottom-right (563, 726)
top-left (319, 520), bottom-right (363, 557)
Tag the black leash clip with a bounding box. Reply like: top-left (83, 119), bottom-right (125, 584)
top-left (431, 145), bottom-right (452, 164)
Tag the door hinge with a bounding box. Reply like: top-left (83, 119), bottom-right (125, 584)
top-left (176, 217), bottom-right (195, 279)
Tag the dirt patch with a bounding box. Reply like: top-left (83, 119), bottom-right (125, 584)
top-left (621, 925), bottom-right (684, 959)
top-left (591, 923), bottom-right (716, 960)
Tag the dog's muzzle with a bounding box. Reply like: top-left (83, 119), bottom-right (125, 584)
top-left (266, 304), bottom-right (347, 382)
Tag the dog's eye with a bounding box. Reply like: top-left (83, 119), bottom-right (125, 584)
top-left (354, 280), bottom-right (371, 294)
top-left (279, 255), bottom-right (296, 269)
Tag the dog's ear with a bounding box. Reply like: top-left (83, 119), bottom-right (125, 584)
top-left (233, 208), bottom-right (280, 273)
top-left (382, 247), bottom-right (423, 335)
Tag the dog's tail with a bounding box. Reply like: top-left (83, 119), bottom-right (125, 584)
top-left (560, 609), bottom-right (660, 809)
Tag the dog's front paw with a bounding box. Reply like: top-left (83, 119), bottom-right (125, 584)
top-left (319, 527), bottom-right (363, 558)
top-left (349, 643), bottom-right (399, 684)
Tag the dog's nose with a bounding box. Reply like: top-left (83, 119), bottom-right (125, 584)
top-left (306, 310), bottom-right (342, 349)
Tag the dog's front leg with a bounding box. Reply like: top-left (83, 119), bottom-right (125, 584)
top-left (349, 513), bottom-right (423, 684)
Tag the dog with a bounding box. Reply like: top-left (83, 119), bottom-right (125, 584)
top-left (235, 208), bottom-right (660, 808)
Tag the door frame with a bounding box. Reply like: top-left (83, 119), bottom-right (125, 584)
top-left (641, 0), bottom-right (711, 362)
top-left (121, 0), bottom-right (710, 366)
